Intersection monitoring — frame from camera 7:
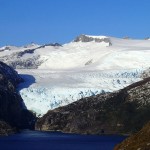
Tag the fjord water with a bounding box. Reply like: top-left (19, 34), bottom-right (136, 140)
top-left (0, 130), bottom-right (126, 150)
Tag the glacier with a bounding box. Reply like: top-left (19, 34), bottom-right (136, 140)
top-left (17, 69), bottom-right (143, 116)
top-left (0, 35), bottom-right (150, 116)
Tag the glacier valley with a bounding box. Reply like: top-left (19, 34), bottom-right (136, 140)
top-left (0, 34), bottom-right (150, 116)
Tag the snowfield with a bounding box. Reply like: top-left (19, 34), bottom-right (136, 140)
top-left (17, 69), bottom-right (143, 115)
top-left (0, 35), bottom-right (150, 116)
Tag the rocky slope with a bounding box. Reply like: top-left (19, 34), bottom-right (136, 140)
top-left (114, 121), bottom-right (150, 150)
top-left (36, 77), bottom-right (150, 135)
top-left (0, 61), bottom-right (35, 135)
top-left (0, 121), bottom-right (15, 136)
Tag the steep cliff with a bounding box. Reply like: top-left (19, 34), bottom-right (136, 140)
top-left (0, 61), bottom-right (35, 135)
top-left (36, 77), bottom-right (150, 135)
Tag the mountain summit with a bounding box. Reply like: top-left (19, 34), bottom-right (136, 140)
top-left (73, 34), bottom-right (112, 46)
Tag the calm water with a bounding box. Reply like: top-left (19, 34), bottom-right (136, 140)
top-left (0, 130), bottom-right (126, 150)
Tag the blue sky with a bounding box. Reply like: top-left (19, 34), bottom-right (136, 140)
top-left (0, 0), bottom-right (150, 46)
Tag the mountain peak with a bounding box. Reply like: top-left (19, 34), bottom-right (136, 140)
top-left (73, 34), bottom-right (112, 46)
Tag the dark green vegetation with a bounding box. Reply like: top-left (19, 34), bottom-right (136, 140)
top-left (0, 62), bottom-right (35, 135)
top-left (36, 77), bottom-right (150, 135)
top-left (114, 121), bottom-right (150, 150)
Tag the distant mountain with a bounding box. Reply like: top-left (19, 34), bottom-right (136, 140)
top-left (0, 35), bottom-right (150, 116)
top-left (35, 76), bottom-right (150, 135)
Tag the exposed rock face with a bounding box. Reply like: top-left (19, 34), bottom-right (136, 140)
top-left (114, 121), bottom-right (150, 150)
top-left (0, 43), bottom-right (62, 69)
top-left (0, 121), bottom-right (15, 136)
top-left (0, 61), bottom-right (23, 87)
top-left (141, 67), bottom-right (150, 79)
top-left (74, 34), bottom-right (112, 46)
top-left (0, 52), bottom-right (42, 69)
top-left (0, 45), bottom-right (44, 69)
top-left (0, 61), bottom-right (35, 135)
top-left (36, 77), bottom-right (150, 135)
top-left (40, 43), bottom-right (62, 47)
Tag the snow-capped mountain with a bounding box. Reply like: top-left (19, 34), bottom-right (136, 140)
top-left (0, 34), bottom-right (150, 116)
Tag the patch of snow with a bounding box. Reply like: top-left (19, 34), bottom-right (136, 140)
top-left (84, 35), bottom-right (108, 39)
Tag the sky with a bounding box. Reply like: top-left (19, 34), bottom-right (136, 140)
top-left (0, 0), bottom-right (150, 46)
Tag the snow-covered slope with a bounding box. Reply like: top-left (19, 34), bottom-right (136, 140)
top-left (0, 35), bottom-right (150, 116)
top-left (1, 35), bottom-right (150, 70)
top-left (17, 69), bottom-right (143, 115)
